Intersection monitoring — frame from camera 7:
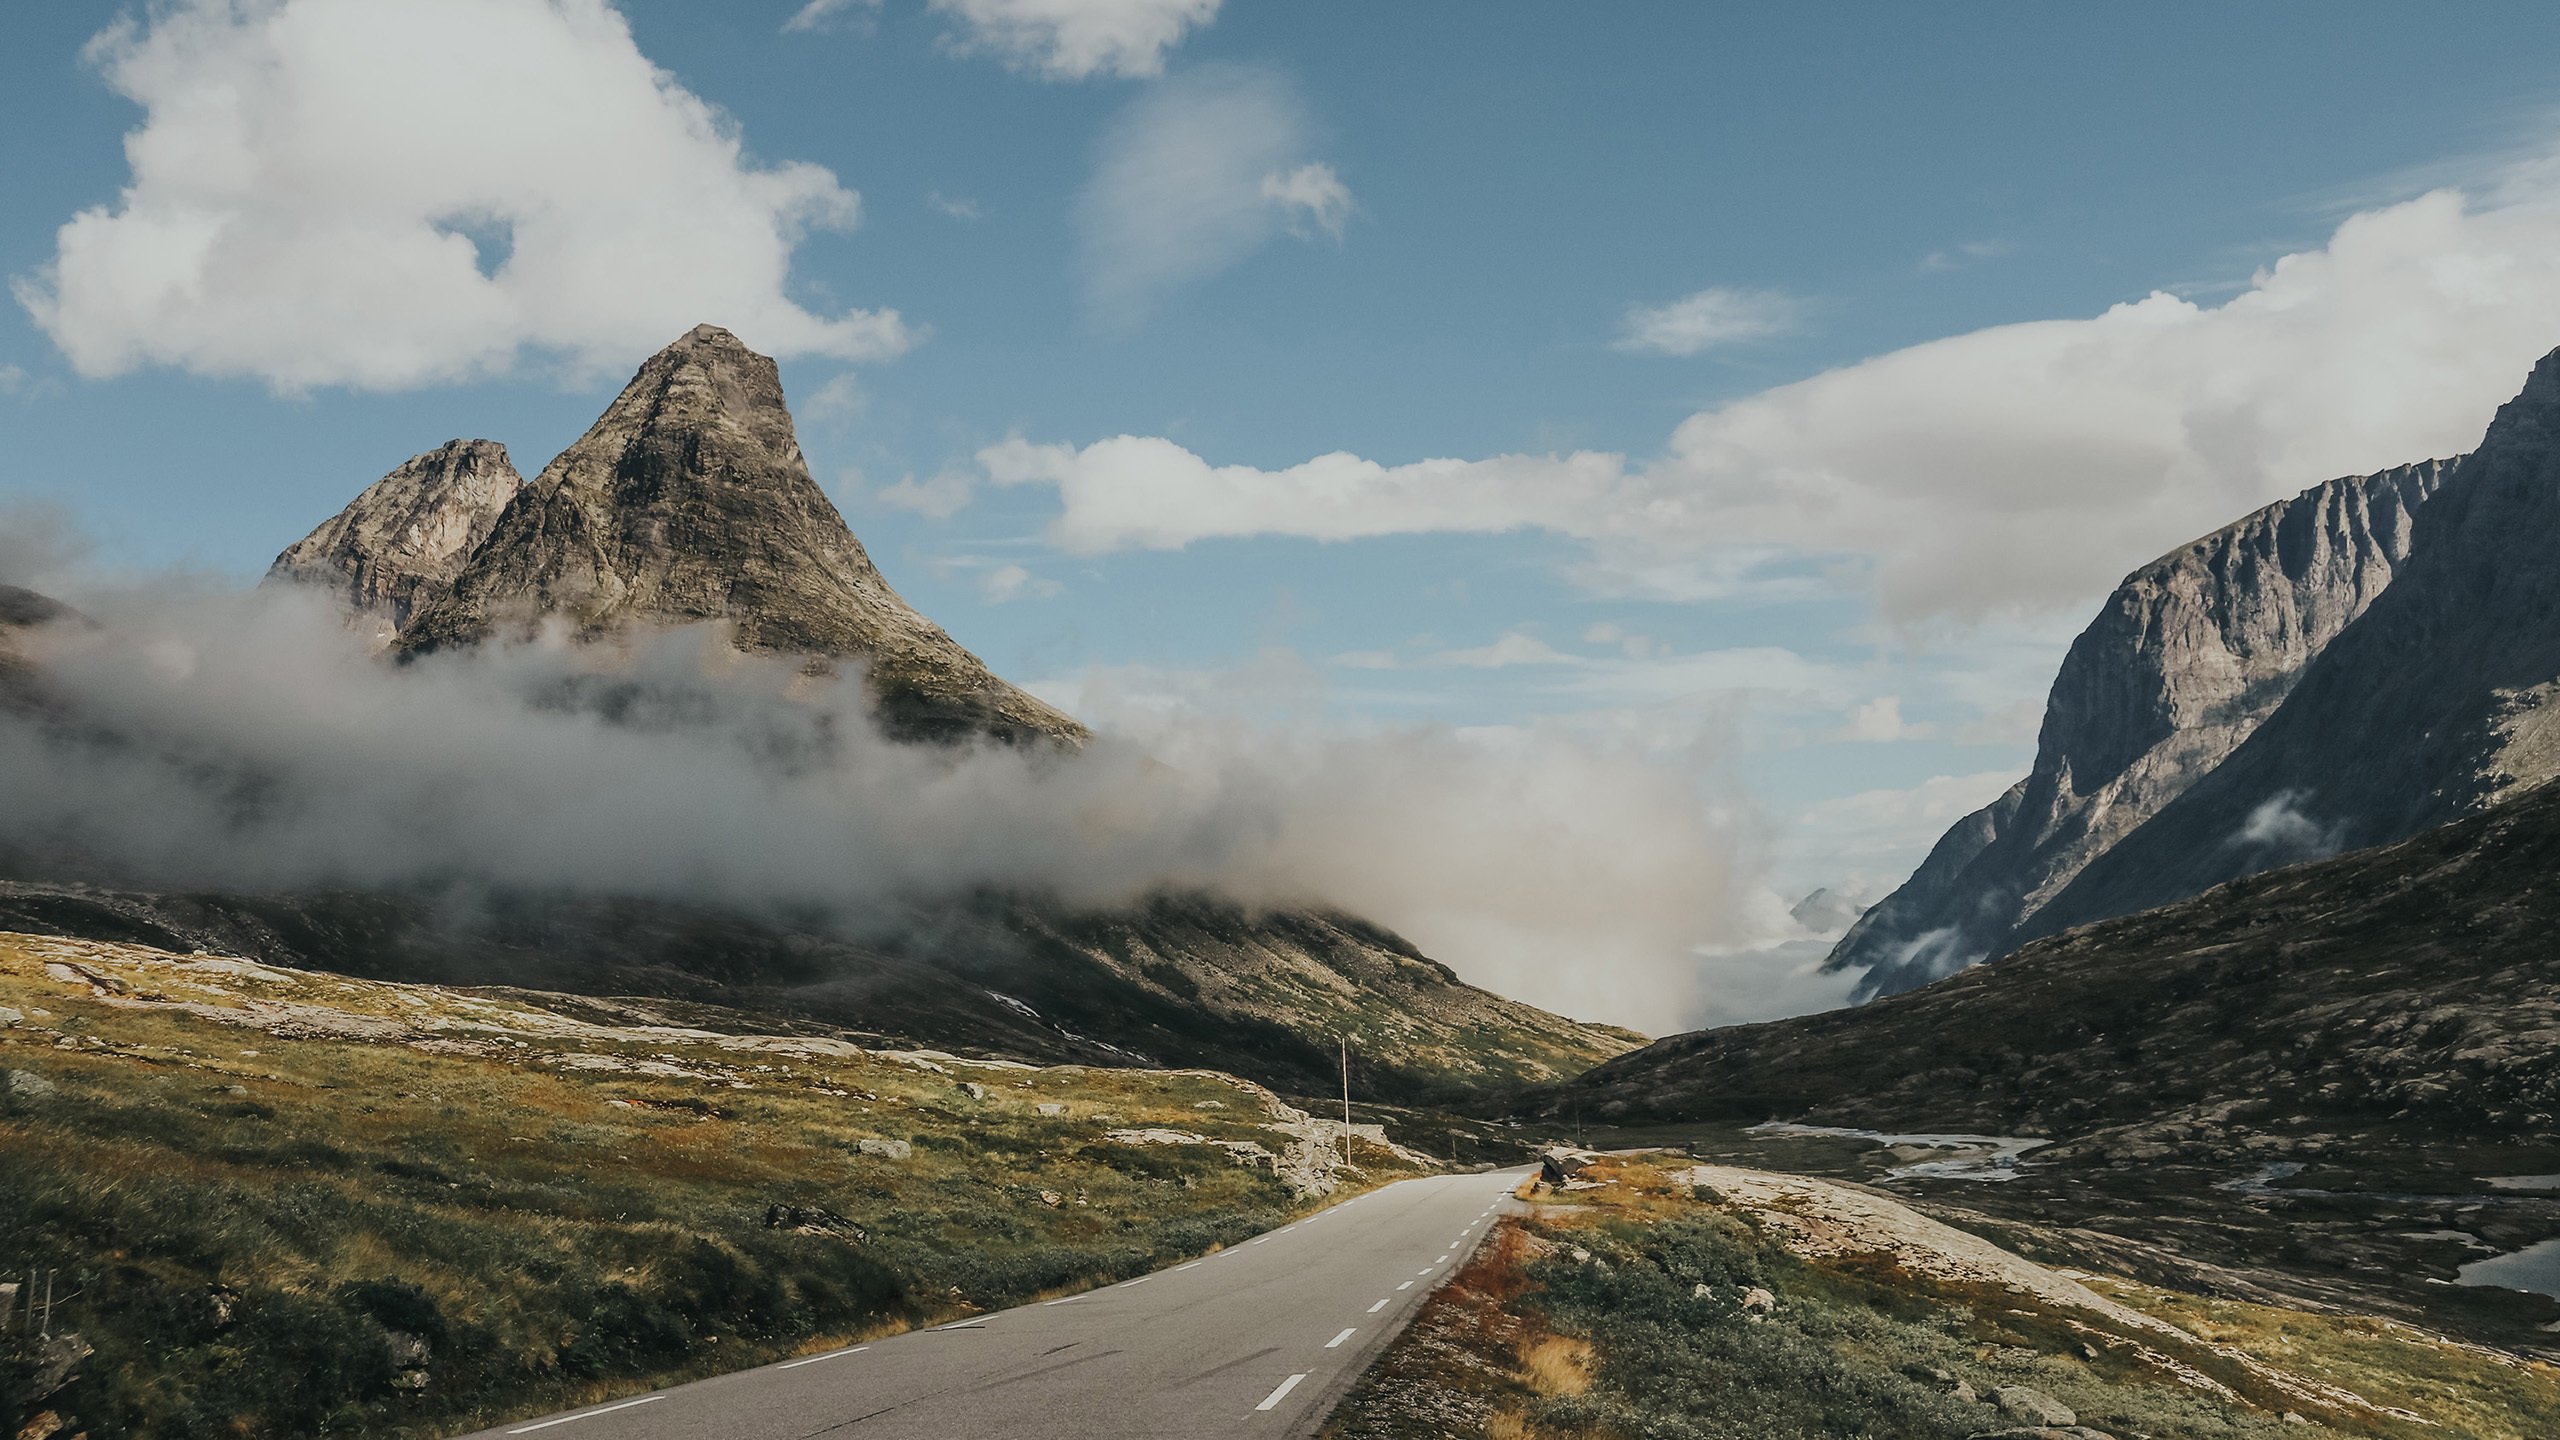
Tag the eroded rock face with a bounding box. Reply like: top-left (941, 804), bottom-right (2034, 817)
top-left (267, 439), bottom-right (523, 638)
top-left (398, 324), bottom-right (1086, 748)
top-left (2029, 346), bottom-right (2560, 939)
top-left (1830, 457), bottom-right (2451, 997)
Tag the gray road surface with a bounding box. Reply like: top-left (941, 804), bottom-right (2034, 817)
top-left (446, 1167), bottom-right (1527, 1440)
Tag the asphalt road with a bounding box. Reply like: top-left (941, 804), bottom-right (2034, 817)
top-left (448, 1168), bottom-right (1528, 1440)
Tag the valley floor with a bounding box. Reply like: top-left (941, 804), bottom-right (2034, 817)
top-left (0, 932), bottom-right (1425, 1439)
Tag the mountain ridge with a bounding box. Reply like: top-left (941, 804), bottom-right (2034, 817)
top-left (2023, 345), bottom-right (2560, 940)
top-left (396, 324), bottom-right (1085, 748)
top-left (1830, 455), bottom-right (2452, 996)
top-left (267, 438), bottom-right (524, 638)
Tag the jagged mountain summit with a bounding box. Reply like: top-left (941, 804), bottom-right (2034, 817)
top-left (397, 324), bottom-right (1084, 747)
top-left (2022, 347), bottom-right (2560, 940)
top-left (1829, 456), bottom-right (2453, 998)
top-left (267, 438), bottom-right (523, 639)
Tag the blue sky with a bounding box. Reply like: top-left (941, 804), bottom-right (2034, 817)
top-left (11, 1), bottom-right (2560, 1023)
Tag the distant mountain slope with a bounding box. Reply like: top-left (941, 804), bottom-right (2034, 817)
top-left (398, 324), bottom-right (1084, 747)
top-left (0, 880), bottom-right (1637, 1101)
top-left (0, 582), bottom-right (75, 709)
top-left (1551, 770), bottom-right (2560, 1144)
top-left (266, 438), bottom-right (523, 637)
top-left (2024, 347), bottom-right (2560, 939)
top-left (1829, 457), bottom-right (2450, 996)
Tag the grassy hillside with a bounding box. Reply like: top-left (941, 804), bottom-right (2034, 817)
top-left (1325, 1157), bottom-right (2560, 1440)
top-left (0, 882), bottom-right (1640, 1103)
top-left (0, 931), bottom-right (1430, 1439)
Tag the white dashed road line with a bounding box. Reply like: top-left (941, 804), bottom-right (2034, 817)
top-left (1255, 1374), bottom-right (1308, 1412)
top-left (1366, 1299), bottom-right (1389, 1313)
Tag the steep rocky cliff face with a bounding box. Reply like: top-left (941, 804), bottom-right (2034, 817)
top-left (398, 324), bottom-right (1084, 748)
top-left (1829, 457), bottom-right (2451, 997)
top-left (267, 438), bottom-right (522, 638)
top-left (2025, 348), bottom-right (2560, 939)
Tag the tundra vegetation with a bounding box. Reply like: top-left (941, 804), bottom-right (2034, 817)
top-left (1323, 1157), bottom-right (2560, 1440)
top-left (0, 931), bottom-right (1421, 1438)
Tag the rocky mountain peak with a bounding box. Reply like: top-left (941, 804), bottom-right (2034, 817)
top-left (267, 438), bottom-right (522, 638)
top-left (2020, 343), bottom-right (2560, 936)
top-left (396, 325), bottom-right (1087, 748)
top-left (1828, 453), bottom-right (2454, 998)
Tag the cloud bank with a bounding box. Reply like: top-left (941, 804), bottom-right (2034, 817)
top-left (1076, 68), bottom-right (1351, 326)
top-left (0, 574), bottom-right (1773, 1030)
top-left (1000, 183), bottom-right (2560, 624)
top-left (17, 0), bottom-right (909, 392)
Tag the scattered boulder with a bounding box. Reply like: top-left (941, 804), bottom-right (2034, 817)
top-left (6, 1070), bottom-right (57, 1100)
top-left (957, 1082), bottom-right (990, 1101)
top-left (30, 1331), bottom-right (93, 1399)
top-left (1036, 1102), bottom-right (1067, 1117)
top-left (1904, 1364), bottom-right (1976, 1404)
top-left (856, 1137), bottom-right (912, 1161)
top-left (1739, 1286), bottom-right (1777, 1319)
top-left (0, 1005), bottom-right (22, 1026)
top-left (1538, 1148), bottom-right (1595, 1186)
top-left (1990, 1386), bottom-right (2077, 1427)
top-left (386, 1330), bottom-right (432, 1391)
top-left (1966, 1429), bottom-right (2115, 1440)
top-left (1039, 1190), bottom-right (1065, 1207)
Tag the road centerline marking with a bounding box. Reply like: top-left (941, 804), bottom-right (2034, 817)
top-left (1366, 1299), bottom-right (1389, 1313)
top-left (1255, 1373), bottom-right (1308, 1412)
top-left (507, 1395), bottom-right (664, 1432)
top-left (1326, 1328), bottom-right (1357, 1348)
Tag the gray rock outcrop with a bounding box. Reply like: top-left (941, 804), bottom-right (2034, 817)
top-left (1990, 1385), bottom-right (2076, 1427)
top-left (1828, 457), bottom-right (2451, 997)
top-left (267, 439), bottom-right (522, 638)
top-left (2025, 347), bottom-right (2560, 938)
top-left (397, 324), bottom-right (1086, 748)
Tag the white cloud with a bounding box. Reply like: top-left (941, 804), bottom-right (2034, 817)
top-left (0, 365), bottom-right (23, 395)
top-left (783, 0), bottom-right (880, 33)
top-left (1428, 632), bottom-right (1577, 669)
top-left (1260, 163), bottom-right (1352, 240)
top-left (18, 0), bottom-right (911, 393)
top-left (931, 0), bottom-right (1219, 80)
top-left (981, 433), bottom-right (1621, 550)
top-left (1615, 286), bottom-right (1801, 356)
top-left (802, 373), bottom-right (869, 422)
top-left (1835, 694), bottom-right (1911, 743)
top-left (927, 190), bottom-right (985, 221)
top-left (979, 562), bottom-right (1062, 604)
top-left (995, 178), bottom-right (2560, 625)
top-left (877, 469), bottom-right (977, 519)
top-left (1075, 68), bottom-right (1351, 325)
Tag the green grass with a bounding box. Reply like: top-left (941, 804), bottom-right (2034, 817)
top-left (0, 932), bottom-right (1425, 1438)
